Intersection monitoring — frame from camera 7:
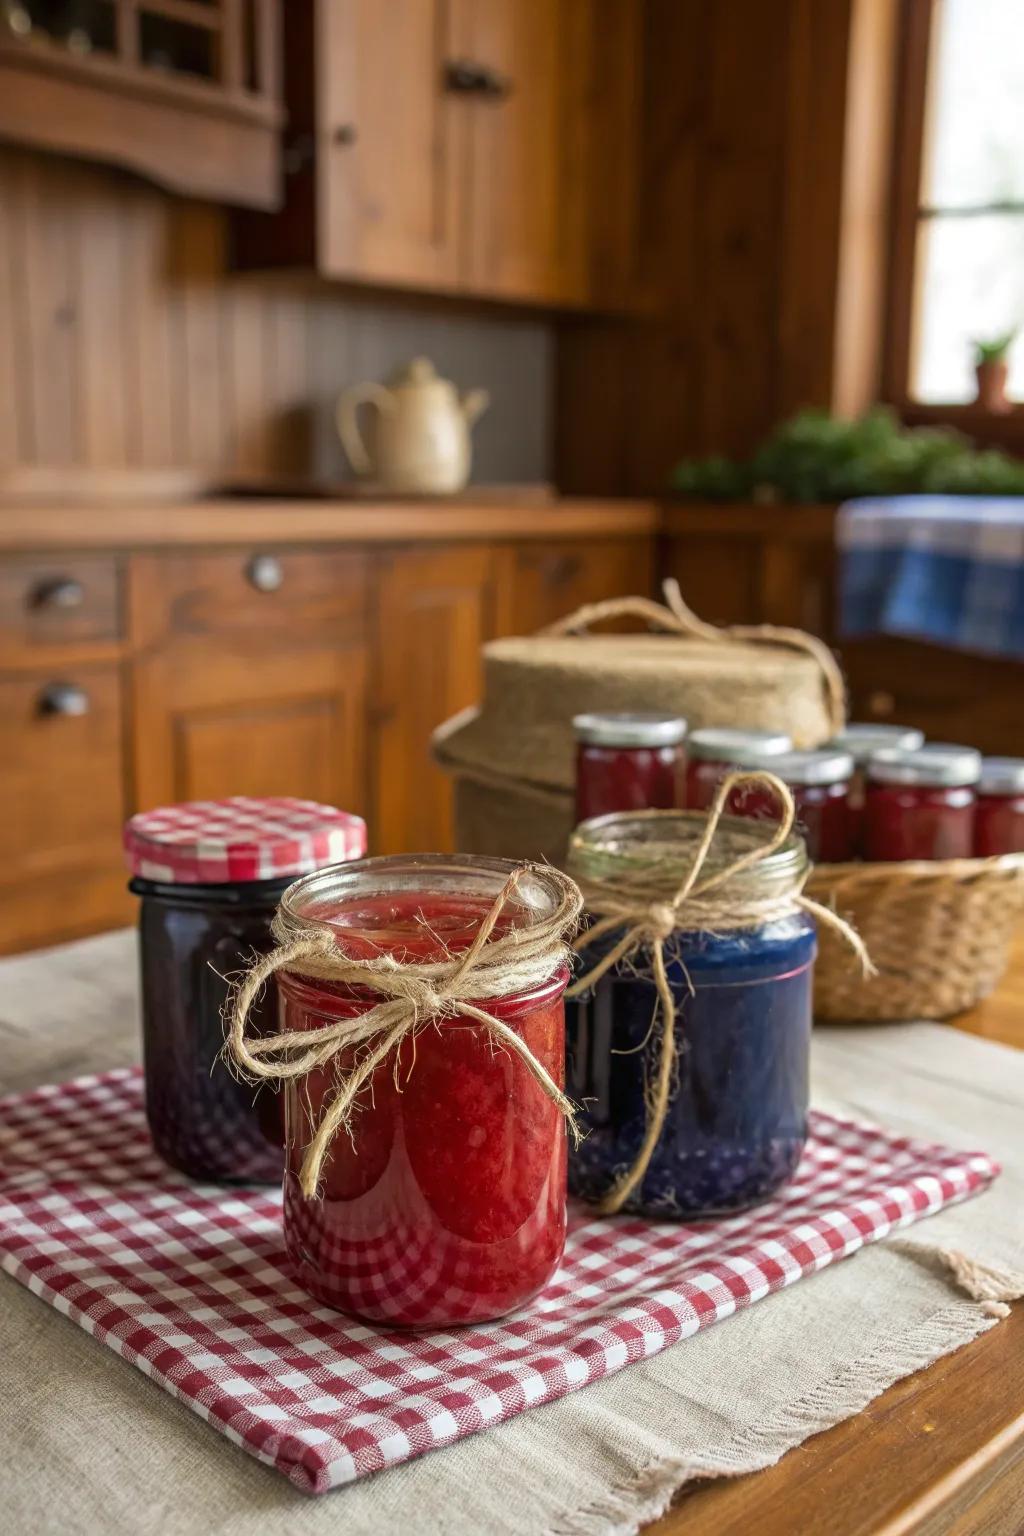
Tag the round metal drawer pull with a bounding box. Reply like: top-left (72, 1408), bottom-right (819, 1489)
top-left (246, 555), bottom-right (284, 593)
top-left (32, 577), bottom-right (85, 610)
top-left (38, 682), bottom-right (90, 718)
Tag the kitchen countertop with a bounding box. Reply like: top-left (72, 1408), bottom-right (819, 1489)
top-left (0, 496), bottom-right (659, 550)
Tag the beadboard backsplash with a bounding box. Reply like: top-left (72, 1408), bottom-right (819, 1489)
top-left (0, 147), bottom-right (552, 488)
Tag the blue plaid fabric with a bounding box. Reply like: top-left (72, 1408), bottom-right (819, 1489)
top-left (838, 496), bottom-right (1024, 661)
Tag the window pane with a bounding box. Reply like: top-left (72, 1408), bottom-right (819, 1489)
top-left (913, 214), bottom-right (1024, 402)
top-left (925, 0), bottom-right (1024, 210)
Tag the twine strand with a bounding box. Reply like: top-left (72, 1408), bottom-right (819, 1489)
top-left (225, 865), bottom-right (583, 1197)
top-left (568, 772), bottom-right (873, 1214)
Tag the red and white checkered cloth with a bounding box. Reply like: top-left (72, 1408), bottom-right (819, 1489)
top-left (0, 1069), bottom-right (998, 1495)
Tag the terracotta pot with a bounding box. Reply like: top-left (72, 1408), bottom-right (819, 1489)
top-left (974, 358), bottom-right (1012, 414)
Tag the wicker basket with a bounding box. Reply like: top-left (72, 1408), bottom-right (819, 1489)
top-left (808, 854), bottom-right (1024, 1021)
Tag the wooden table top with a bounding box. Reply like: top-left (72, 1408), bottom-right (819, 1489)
top-left (647, 936), bottom-right (1024, 1536)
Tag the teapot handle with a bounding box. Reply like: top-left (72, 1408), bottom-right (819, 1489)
top-left (336, 384), bottom-right (395, 477)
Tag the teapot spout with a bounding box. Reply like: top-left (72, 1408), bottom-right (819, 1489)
top-left (461, 387), bottom-right (490, 426)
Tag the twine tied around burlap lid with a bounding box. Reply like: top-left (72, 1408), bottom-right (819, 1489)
top-left (567, 771), bottom-right (874, 1215)
top-left (225, 865), bottom-right (583, 1197)
top-left (543, 578), bottom-right (847, 740)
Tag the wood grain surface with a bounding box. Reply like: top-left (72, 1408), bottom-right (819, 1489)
top-left (644, 935), bottom-right (1024, 1536)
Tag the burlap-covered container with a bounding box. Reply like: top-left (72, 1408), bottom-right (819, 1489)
top-left (808, 856), bottom-right (1024, 1021)
top-left (433, 586), bottom-right (846, 864)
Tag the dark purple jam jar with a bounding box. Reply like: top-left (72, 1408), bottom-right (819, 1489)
top-left (566, 811), bottom-right (815, 1218)
top-left (124, 797), bottom-right (366, 1184)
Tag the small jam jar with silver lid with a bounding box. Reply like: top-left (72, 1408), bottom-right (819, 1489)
top-left (685, 728), bottom-right (793, 811)
top-left (124, 797), bottom-right (366, 1183)
top-left (574, 711), bottom-right (687, 823)
top-left (974, 758), bottom-right (1024, 856)
top-left (730, 749), bottom-right (856, 861)
top-left (827, 724), bottom-right (925, 854)
top-left (864, 745), bottom-right (981, 861)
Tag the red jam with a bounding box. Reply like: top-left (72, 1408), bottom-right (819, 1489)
top-left (573, 712), bottom-right (686, 822)
top-left (685, 728), bottom-right (793, 811)
top-left (277, 873), bottom-right (570, 1327)
top-left (729, 751), bottom-right (855, 862)
top-left (974, 759), bottom-right (1024, 856)
top-left (864, 745), bottom-right (980, 861)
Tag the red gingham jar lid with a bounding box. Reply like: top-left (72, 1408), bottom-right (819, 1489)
top-left (123, 797), bottom-right (367, 885)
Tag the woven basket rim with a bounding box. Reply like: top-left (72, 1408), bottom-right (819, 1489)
top-left (809, 853), bottom-right (1024, 890)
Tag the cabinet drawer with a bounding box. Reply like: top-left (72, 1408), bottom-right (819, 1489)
top-left (1, 666), bottom-right (126, 876)
top-left (131, 550), bottom-right (369, 644)
top-left (0, 556), bottom-right (123, 664)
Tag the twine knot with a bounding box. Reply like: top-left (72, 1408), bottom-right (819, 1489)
top-left (646, 903), bottom-right (679, 940)
top-left (567, 771), bottom-right (874, 1215)
top-left (225, 864), bottom-right (583, 1198)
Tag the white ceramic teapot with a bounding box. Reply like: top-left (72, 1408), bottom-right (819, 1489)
top-left (337, 357), bottom-right (489, 495)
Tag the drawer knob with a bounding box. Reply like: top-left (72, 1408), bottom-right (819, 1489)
top-left (32, 577), bottom-right (85, 610)
top-left (37, 682), bottom-right (90, 718)
top-left (868, 690), bottom-right (896, 718)
top-left (246, 555), bottom-right (284, 593)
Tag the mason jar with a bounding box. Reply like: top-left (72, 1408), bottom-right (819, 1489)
top-left (566, 811), bottom-right (816, 1218)
top-left (275, 855), bottom-right (573, 1327)
top-left (124, 797), bottom-right (366, 1184)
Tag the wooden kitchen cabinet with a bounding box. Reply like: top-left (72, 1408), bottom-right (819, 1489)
top-left (0, 1), bottom-right (282, 209)
top-left (129, 548), bottom-right (370, 814)
top-left (236, 0), bottom-right (640, 309)
top-left (494, 537), bottom-right (655, 635)
top-left (371, 544), bottom-right (497, 855)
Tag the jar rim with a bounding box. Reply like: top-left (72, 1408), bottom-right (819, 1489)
top-left (573, 711), bottom-right (687, 748)
top-left (569, 808), bottom-right (808, 897)
top-left (280, 853), bottom-right (568, 936)
top-left (868, 743), bottom-right (981, 788)
top-left (688, 728), bottom-right (793, 764)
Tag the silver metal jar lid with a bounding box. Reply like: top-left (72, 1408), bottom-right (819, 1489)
top-left (763, 749), bottom-right (855, 786)
top-left (573, 711), bottom-right (688, 748)
top-left (867, 743), bottom-right (982, 788)
top-left (978, 757), bottom-right (1024, 795)
top-left (687, 727), bottom-right (793, 766)
top-left (828, 723), bottom-right (925, 763)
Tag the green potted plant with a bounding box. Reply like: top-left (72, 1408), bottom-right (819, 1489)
top-left (972, 329), bottom-right (1018, 414)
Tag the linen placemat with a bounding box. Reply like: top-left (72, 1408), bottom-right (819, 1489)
top-left (0, 1065), bottom-right (998, 1494)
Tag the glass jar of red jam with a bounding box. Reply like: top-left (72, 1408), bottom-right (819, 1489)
top-left (974, 758), bottom-right (1024, 856)
top-left (685, 728), bottom-right (793, 811)
top-left (276, 855), bottom-right (572, 1327)
top-left (573, 711), bottom-right (687, 822)
top-left (826, 725), bottom-right (925, 857)
top-left (729, 750), bottom-right (856, 862)
top-left (124, 798), bottom-right (366, 1184)
top-left (864, 745), bottom-right (981, 861)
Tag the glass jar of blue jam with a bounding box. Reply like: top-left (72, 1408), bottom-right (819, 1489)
top-left (124, 797), bottom-right (366, 1184)
top-left (566, 810), bottom-right (816, 1218)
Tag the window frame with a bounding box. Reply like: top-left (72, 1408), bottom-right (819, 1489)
top-left (885, 0), bottom-right (1024, 443)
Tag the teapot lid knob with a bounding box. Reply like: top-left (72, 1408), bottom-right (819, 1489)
top-left (394, 356), bottom-right (439, 387)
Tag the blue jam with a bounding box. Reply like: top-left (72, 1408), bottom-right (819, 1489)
top-left (566, 913), bottom-right (816, 1217)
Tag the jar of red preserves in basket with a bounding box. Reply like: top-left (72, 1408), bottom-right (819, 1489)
top-left (573, 711), bottom-right (687, 822)
top-left (276, 855), bottom-right (574, 1327)
top-left (864, 745), bottom-right (981, 861)
top-left (826, 724), bottom-right (925, 856)
top-left (685, 728), bottom-right (793, 810)
top-left (974, 758), bottom-right (1024, 855)
top-left (125, 798), bottom-right (366, 1184)
top-left (729, 750), bottom-right (856, 861)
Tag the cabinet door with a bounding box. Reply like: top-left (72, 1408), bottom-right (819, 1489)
top-left (0, 666), bottom-right (131, 953)
top-left (132, 637), bottom-right (369, 816)
top-left (450, 0), bottom-right (579, 303)
top-left (494, 538), bottom-right (655, 636)
top-left (318, 0), bottom-right (463, 289)
top-left (372, 546), bottom-right (495, 854)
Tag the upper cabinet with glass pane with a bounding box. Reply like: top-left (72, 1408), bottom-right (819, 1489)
top-left (0, 0), bottom-right (282, 208)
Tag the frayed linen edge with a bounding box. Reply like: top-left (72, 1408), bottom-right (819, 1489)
top-left (547, 1297), bottom-right (1012, 1536)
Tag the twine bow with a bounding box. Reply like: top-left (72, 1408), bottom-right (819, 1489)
top-left (568, 771), bottom-right (874, 1215)
top-left (225, 865), bottom-right (583, 1198)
